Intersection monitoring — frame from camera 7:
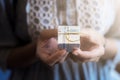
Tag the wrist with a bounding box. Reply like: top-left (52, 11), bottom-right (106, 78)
top-left (100, 38), bottom-right (118, 60)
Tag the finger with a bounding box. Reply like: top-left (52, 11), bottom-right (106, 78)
top-left (72, 46), bottom-right (104, 59)
top-left (85, 57), bottom-right (100, 62)
top-left (38, 38), bottom-right (58, 52)
top-left (37, 48), bottom-right (50, 61)
top-left (74, 56), bottom-right (100, 62)
top-left (59, 52), bottom-right (69, 63)
top-left (47, 49), bottom-right (67, 66)
top-left (37, 39), bottom-right (50, 48)
top-left (48, 50), bottom-right (66, 66)
top-left (72, 47), bottom-right (81, 56)
top-left (80, 28), bottom-right (101, 44)
top-left (80, 36), bottom-right (99, 51)
top-left (47, 38), bottom-right (58, 49)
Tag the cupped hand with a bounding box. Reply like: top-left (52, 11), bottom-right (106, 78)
top-left (36, 38), bottom-right (68, 66)
top-left (72, 28), bottom-right (105, 62)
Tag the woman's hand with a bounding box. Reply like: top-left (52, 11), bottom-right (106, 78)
top-left (40, 29), bottom-right (58, 40)
top-left (72, 28), bottom-right (105, 62)
top-left (36, 38), bottom-right (68, 66)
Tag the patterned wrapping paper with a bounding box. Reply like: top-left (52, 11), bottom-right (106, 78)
top-left (58, 25), bottom-right (80, 52)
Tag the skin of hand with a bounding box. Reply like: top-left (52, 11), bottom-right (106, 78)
top-left (72, 28), bottom-right (105, 62)
top-left (40, 29), bottom-right (58, 40)
top-left (36, 37), bottom-right (68, 66)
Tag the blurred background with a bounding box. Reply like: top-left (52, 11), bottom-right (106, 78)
top-left (0, 69), bottom-right (11, 80)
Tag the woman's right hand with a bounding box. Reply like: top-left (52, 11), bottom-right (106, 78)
top-left (40, 29), bottom-right (58, 40)
top-left (36, 38), bottom-right (68, 66)
top-left (72, 28), bottom-right (105, 62)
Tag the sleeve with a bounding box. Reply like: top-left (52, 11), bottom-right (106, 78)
top-left (105, 0), bottom-right (120, 39)
top-left (105, 0), bottom-right (120, 67)
top-left (0, 1), bottom-right (18, 70)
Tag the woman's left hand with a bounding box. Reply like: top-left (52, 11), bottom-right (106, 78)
top-left (72, 28), bottom-right (105, 62)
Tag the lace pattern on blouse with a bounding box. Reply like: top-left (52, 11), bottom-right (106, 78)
top-left (26, 0), bottom-right (115, 39)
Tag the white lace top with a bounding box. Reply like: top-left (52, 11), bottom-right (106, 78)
top-left (26, 0), bottom-right (115, 39)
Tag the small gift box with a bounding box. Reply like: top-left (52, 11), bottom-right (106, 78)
top-left (58, 26), bottom-right (80, 52)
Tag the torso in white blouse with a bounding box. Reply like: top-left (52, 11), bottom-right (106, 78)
top-left (26, 0), bottom-right (115, 39)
